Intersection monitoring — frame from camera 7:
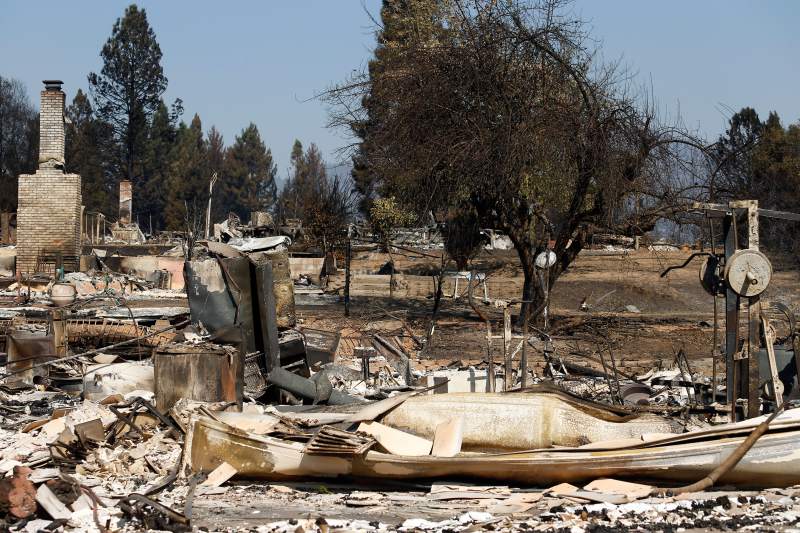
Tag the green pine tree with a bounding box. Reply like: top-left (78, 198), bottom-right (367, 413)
top-left (65, 89), bottom-right (113, 215)
top-left (223, 123), bottom-right (277, 219)
top-left (141, 100), bottom-right (179, 232)
top-left (351, 0), bottom-right (446, 213)
top-left (88, 3), bottom-right (168, 195)
top-left (164, 114), bottom-right (207, 231)
top-left (206, 126), bottom-right (226, 222)
top-left (278, 141), bottom-right (328, 222)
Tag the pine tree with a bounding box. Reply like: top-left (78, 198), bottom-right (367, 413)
top-left (140, 100), bottom-right (178, 231)
top-left (351, 0), bottom-right (446, 213)
top-left (278, 139), bottom-right (307, 221)
top-left (0, 76), bottom-right (38, 211)
top-left (164, 114), bottom-right (206, 230)
top-left (88, 3), bottom-right (168, 193)
top-left (65, 89), bottom-right (113, 215)
top-left (277, 141), bottom-right (354, 249)
top-left (224, 123), bottom-right (277, 219)
top-left (289, 139), bottom-right (304, 172)
top-left (207, 126), bottom-right (225, 173)
top-left (278, 140), bottom-right (329, 222)
top-left (206, 126), bottom-right (226, 222)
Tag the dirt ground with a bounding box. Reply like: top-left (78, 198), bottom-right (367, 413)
top-left (299, 246), bottom-right (800, 379)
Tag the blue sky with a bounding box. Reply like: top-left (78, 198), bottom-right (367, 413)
top-left (2, 1), bottom-right (798, 182)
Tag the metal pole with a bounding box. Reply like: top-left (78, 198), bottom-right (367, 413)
top-left (745, 201), bottom-right (761, 418)
top-left (723, 214), bottom-right (739, 421)
top-left (520, 305), bottom-right (529, 388)
top-left (205, 172), bottom-right (217, 240)
top-left (344, 237), bottom-right (351, 317)
top-left (541, 269), bottom-right (550, 330)
top-left (486, 320), bottom-right (494, 392)
top-left (503, 307), bottom-right (512, 390)
top-left (708, 216), bottom-right (718, 405)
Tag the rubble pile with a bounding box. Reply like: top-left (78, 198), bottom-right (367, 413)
top-left (0, 269), bottom-right (184, 308)
top-left (2, 198), bottom-right (800, 532)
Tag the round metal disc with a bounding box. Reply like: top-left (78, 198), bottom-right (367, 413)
top-left (535, 250), bottom-right (557, 269)
top-left (724, 249), bottom-right (772, 297)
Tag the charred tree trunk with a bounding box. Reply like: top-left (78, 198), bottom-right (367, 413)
top-left (508, 229), bottom-right (546, 327)
top-left (509, 223), bottom-right (588, 328)
top-left (421, 255), bottom-right (449, 358)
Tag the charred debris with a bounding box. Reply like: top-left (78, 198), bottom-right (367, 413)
top-left (3, 201), bottom-right (800, 532)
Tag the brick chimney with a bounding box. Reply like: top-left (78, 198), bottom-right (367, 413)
top-left (15, 80), bottom-right (82, 276)
top-left (38, 80), bottom-right (66, 169)
top-left (119, 180), bottom-right (132, 224)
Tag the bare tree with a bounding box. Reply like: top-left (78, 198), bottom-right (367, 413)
top-left (305, 174), bottom-right (358, 252)
top-left (277, 141), bottom-right (357, 251)
top-left (325, 0), bottom-right (709, 323)
top-left (0, 76), bottom-right (38, 210)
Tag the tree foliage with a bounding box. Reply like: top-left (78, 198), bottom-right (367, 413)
top-left (65, 89), bottom-right (113, 215)
top-left (327, 0), bottom-right (707, 321)
top-left (443, 208), bottom-right (484, 271)
top-left (714, 108), bottom-right (800, 251)
top-left (0, 76), bottom-right (38, 211)
top-left (222, 123), bottom-right (278, 219)
top-left (140, 100), bottom-right (179, 231)
top-left (278, 140), bottom-right (327, 221)
top-left (278, 140), bottom-right (355, 248)
top-left (348, 0), bottom-right (447, 214)
top-left (369, 196), bottom-right (417, 250)
top-left (165, 114), bottom-right (207, 230)
top-left (88, 3), bottom-right (168, 190)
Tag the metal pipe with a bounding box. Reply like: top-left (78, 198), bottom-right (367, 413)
top-left (266, 367), bottom-right (363, 405)
top-left (520, 307), bottom-right (529, 388)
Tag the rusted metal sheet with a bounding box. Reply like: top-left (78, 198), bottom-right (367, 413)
top-left (66, 319), bottom-right (176, 348)
top-left (380, 391), bottom-right (686, 451)
top-left (185, 409), bottom-right (800, 488)
top-left (302, 329), bottom-right (339, 369)
top-left (218, 257), bottom-right (258, 356)
top-left (273, 280), bottom-right (296, 329)
top-left (154, 343), bottom-right (242, 412)
top-left (184, 259), bottom-right (239, 343)
top-left (254, 262), bottom-right (280, 373)
top-left (251, 250), bottom-right (295, 328)
top-left (5, 333), bottom-right (57, 388)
